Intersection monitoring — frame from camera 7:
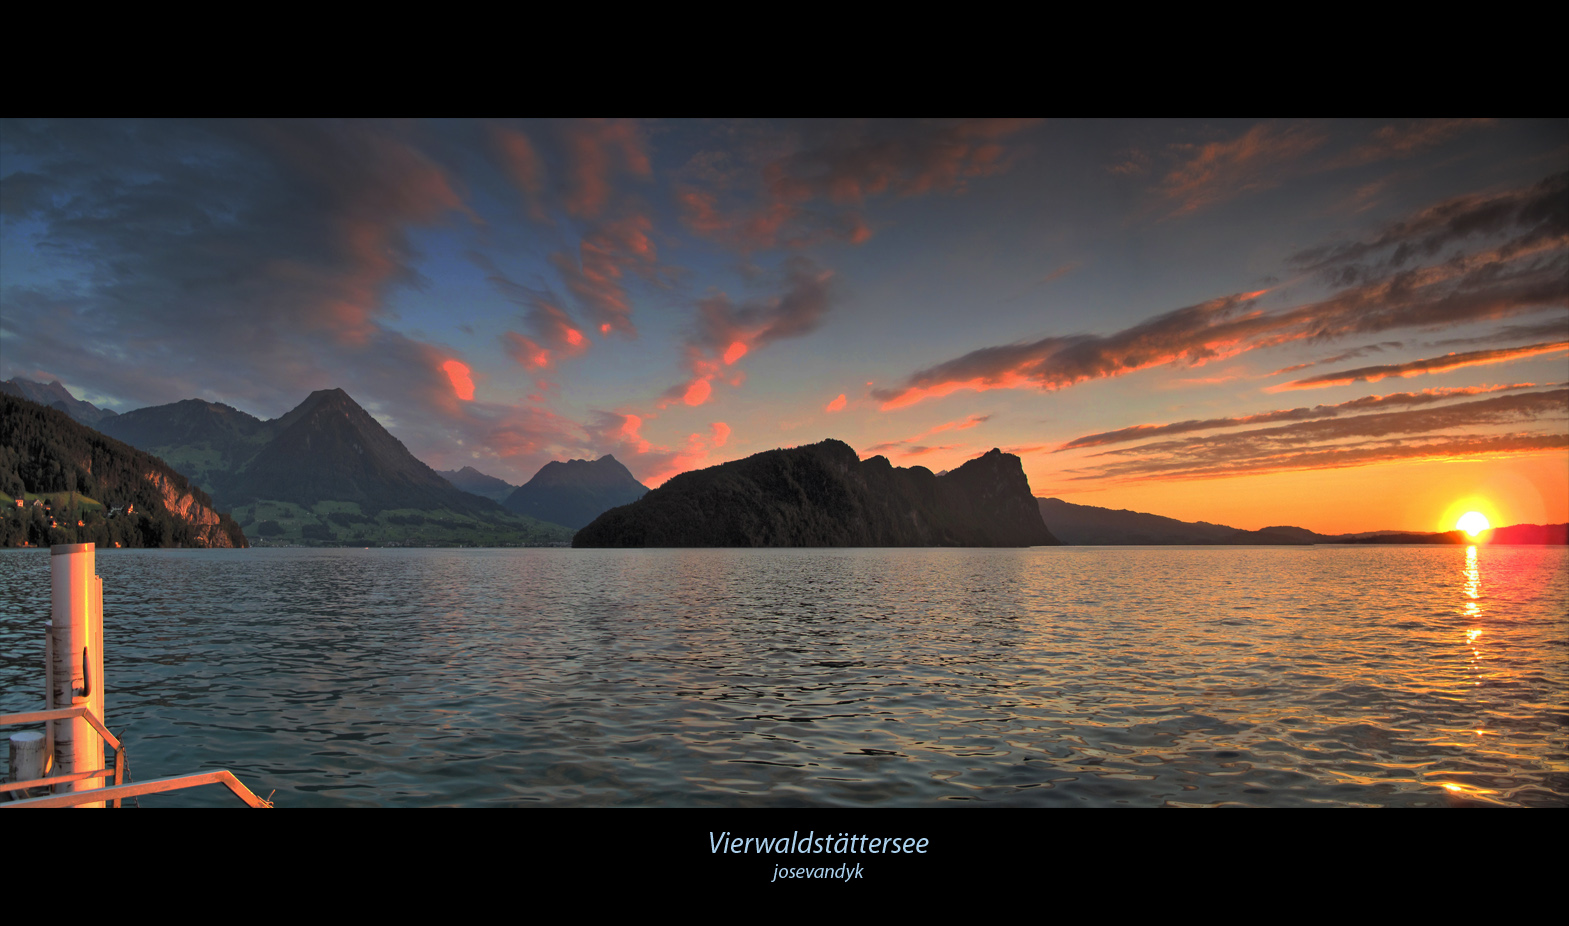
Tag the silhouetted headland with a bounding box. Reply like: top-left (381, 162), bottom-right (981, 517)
top-left (573, 439), bottom-right (1059, 548)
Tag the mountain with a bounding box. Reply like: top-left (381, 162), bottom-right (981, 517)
top-left (228, 388), bottom-right (495, 515)
top-left (437, 466), bottom-right (518, 503)
top-left (96, 398), bottom-right (270, 495)
top-left (573, 440), bottom-right (1059, 547)
top-left (1, 394), bottom-right (246, 548)
top-left (1, 378), bottom-right (119, 427)
top-left (503, 455), bottom-right (648, 530)
top-left (1038, 498), bottom-right (1251, 544)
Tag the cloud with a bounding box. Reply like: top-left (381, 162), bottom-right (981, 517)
top-left (1069, 432), bottom-right (1569, 483)
top-left (1333, 119), bottom-right (1494, 168)
top-left (676, 119), bottom-right (1036, 250)
top-left (1431, 314), bottom-right (1569, 347)
top-left (1066, 388), bottom-right (1569, 482)
top-left (664, 256), bottom-right (833, 407)
top-left (1056, 382), bottom-right (1547, 451)
top-left (1268, 341), bottom-right (1405, 375)
top-left (825, 393), bottom-right (847, 412)
top-left (858, 414), bottom-right (991, 457)
top-left (469, 251), bottom-right (593, 371)
top-left (1272, 341), bottom-right (1569, 391)
top-left (561, 119), bottom-right (651, 219)
top-left (1290, 170), bottom-right (1569, 286)
top-left (550, 214), bottom-right (659, 338)
top-left (875, 171), bottom-right (1569, 410)
top-left (874, 290), bottom-right (1272, 409)
top-left (489, 125), bottom-right (548, 221)
top-left (441, 360), bottom-right (475, 401)
top-left (582, 411), bottom-right (733, 487)
top-left (0, 120), bottom-right (476, 416)
top-left (1066, 387), bottom-right (1569, 483)
top-left (1159, 122), bottom-right (1328, 216)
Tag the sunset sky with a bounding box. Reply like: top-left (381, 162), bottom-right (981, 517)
top-left (2, 118), bottom-right (1565, 534)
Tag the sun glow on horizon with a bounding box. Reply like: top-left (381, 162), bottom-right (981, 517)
top-left (1439, 495), bottom-right (1504, 537)
top-left (1457, 511), bottom-right (1491, 536)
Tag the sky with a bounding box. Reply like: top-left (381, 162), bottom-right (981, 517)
top-left (1, 118), bottom-right (1565, 534)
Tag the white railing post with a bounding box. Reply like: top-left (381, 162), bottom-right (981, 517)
top-left (50, 543), bottom-right (104, 806)
top-left (7, 731), bottom-right (47, 800)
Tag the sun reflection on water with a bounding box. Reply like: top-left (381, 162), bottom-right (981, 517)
top-left (1463, 544), bottom-right (1481, 617)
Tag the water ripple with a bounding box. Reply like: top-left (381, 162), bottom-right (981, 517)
top-left (2, 545), bottom-right (1565, 806)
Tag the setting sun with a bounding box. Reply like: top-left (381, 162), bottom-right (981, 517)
top-left (1457, 511), bottom-right (1491, 536)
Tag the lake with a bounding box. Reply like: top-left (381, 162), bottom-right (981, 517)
top-left (2, 545), bottom-right (1564, 807)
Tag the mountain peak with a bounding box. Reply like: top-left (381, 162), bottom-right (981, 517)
top-left (503, 453), bottom-right (649, 529)
top-left (2, 377), bottom-right (118, 426)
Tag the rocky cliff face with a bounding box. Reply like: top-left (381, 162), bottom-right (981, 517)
top-left (143, 469), bottom-right (237, 548)
top-left (573, 439), bottom-right (1059, 548)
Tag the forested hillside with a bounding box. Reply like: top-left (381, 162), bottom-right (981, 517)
top-left (1, 394), bottom-right (247, 548)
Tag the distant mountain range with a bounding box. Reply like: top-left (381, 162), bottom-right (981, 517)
top-left (437, 466), bottom-right (518, 503)
top-left (1038, 498), bottom-right (1568, 545)
top-left (575, 440), bottom-right (1058, 547)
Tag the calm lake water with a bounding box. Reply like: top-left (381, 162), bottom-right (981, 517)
top-left (1, 545), bottom-right (1565, 807)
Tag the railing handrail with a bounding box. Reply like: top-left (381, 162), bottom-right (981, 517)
top-left (3, 705), bottom-right (127, 804)
top-left (2, 770), bottom-right (271, 808)
top-left (1, 706), bottom-right (122, 751)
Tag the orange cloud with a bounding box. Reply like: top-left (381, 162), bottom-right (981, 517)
top-left (684, 378), bottom-right (712, 406)
top-left (441, 360), bottom-right (475, 401)
top-left (1068, 389), bottom-right (1569, 484)
top-left (1058, 382), bottom-right (1545, 451)
top-left (1071, 433), bottom-right (1568, 485)
top-left (662, 257), bottom-right (834, 409)
top-left (858, 414), bottom-right (992, 456)
top-left (1271, 341), bottom-right (1569, 391)
top-left (826, 393), bottom-right (847, 412)
top-left (621, 419), bottom-right (737, 488)
top-left (619, 413), bottom-right (652, 454)
top-left (503, 332), bottom-right (552, 370)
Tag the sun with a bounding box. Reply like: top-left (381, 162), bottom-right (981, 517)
top-left (1457, 511), bottom-right (1491, 536)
